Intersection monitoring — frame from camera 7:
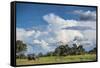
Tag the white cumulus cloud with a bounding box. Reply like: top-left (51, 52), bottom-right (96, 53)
top-left (17, 10), bottom-right (96, 54)
top-left (43, 13), bottom-right (84, 45)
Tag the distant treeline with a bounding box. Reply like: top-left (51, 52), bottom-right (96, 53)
top-left (16, 40), bottom-right (96, 59)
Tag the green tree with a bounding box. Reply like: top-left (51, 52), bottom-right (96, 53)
top-left (65, 44), bottom-right (70, 55)
top-left (16, 54), bottom-right (27, 59)
top-left (89, 47), bottom-right (96, 54)
top-left (70, 44), bottom-right (78, 55)
top-left (38, 52), bottom-right (43, 57)
top-left (69, 44), bottom-right (85, 55)
top-left (16, 40), bottom-right (27, 53)
top-left (54, 45), bottom-right (70, 56)
top-left (77, 45), bottom-right (85, 55)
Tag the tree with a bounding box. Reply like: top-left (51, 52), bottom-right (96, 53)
top-left (89, 47), bottom-right (96, 54)
top-left (70, 44), bottom-right (78, 55)
top-left (54, 45), bottom-right (70, 56)
top-left (69, 44), bottom-right (85, 55)
top-left (16, 40), bottom-right (27, 53)
top-left (16, 53), bottom-right (27, 59)
top-left (65, 44), bottom-right (70, 55)
top-left (77, 45), bottom-right (85, 55)
top-left (27, 53), bottom-right (36, 60)
top-left (38, 52), bottom-right (43, 57)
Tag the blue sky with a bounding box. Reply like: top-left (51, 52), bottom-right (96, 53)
top-left (16, 3), bottom-right (96, 54)
top-left (16, 3), bottom-right (96, 29)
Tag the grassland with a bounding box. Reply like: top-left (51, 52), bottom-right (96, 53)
top-left (16, 54), bottom-right (96, 65)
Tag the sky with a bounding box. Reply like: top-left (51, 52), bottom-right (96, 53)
top-left (16, 3), bottom-right (97, 55)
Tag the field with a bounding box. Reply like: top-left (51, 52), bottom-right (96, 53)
top-left (16, 54), bottom-right (96, 65)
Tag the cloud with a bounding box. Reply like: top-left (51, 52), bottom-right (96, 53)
top-left (63, 26), bottom-right (95, 31)
top-left (17, 28), bottom-right (52, 53)
top-left (33, 39), bottom-right (41, 44)
top-left (17, 11), bottom-right (96, 54)
top-left (72, 35), bottom-right (96, 50)
top-left (17, 28), bottom-right (25, 41)
top-left (43, 13), bottom-right (96, 48)
top-left (17, 28), bottom-right (49, 42)
top-left (17, 28), bottom-right (36, 41)
top-left (83, 30), bottom-right (96, 41)
top-left (32, 39), bottom-right (53, 53)
top-left (43, 13), bottom-right (84, 44)
top-left (34, 31), bottom-right (41, 38)
top-left (55, 30), bottom-right (83, 44)
top-left (33, 39), bottom-right (48, 47)
top-left (43, 13), bottom-right (78, 29)
top-left (73, 10), bottom-right (96, 21)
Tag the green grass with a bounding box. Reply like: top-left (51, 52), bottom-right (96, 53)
top-left (16, 54), bottom-right (96, 65)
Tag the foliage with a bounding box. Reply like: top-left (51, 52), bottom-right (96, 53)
top-left (89, 47), bottom-right (96, 54)
top-left (16, 54), bottom-right (27, 59)
top-left (16, 40), bottom-right (96, 59)
top-left (53, 43), bottom-right (85, 56)
top-left (16, 40), bottom-right (27, 53)
top-left (38, 52), bottom-right (43, 57)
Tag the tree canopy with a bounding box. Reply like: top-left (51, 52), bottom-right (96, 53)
top-left (16, 40), bottom-right (27, 53)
